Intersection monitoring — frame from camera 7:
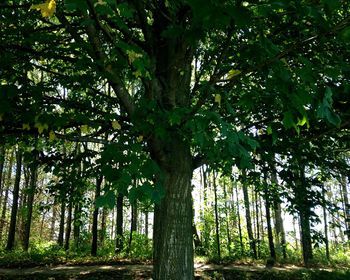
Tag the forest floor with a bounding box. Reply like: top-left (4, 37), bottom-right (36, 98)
top-left (0, 262), bottom-right (349, 280)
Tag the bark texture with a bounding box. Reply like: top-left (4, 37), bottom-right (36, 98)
top-left (242, 171), bottom-right (257, 259)
top-left (23, 161), bottom-right (38, 251)
top-left (153, 136), bottom-right (193, 280)
top-left (91, 175), bottom-right (103, 256)
top-left (6, 149), bottom-right (22, 251)
top-left (115, 192), bottom-right (124, 253)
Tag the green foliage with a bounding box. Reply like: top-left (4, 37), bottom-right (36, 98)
top-left (0, 242), bottom-right (66, 268)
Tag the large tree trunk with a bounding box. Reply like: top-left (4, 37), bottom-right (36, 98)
top-left (152, 136), bottom-right (193, 280)
top-left (6, 148), bottom-right (22, 251)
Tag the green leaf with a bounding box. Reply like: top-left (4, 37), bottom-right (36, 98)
top-left (282, 111), bottom-right (296, 129)
top-left (317, 87), bottom-right (341, 126)
top-left (95, 190), bottom-right (115, 209)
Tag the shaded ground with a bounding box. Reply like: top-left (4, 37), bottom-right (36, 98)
top-left (0, 263), bottom-right (349, 280)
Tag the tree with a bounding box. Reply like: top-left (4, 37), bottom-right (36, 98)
top-left (22, 147), bottom-right (39, 251)
top-left (91, 175), bottom-right (103, 256)
top-left (6, 147), bottom-right (22, 251)
top-left (1, 0), bottom-right (350, 277)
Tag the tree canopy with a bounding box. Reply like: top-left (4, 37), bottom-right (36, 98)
top-left (1, 0), bottom-right (350, 279)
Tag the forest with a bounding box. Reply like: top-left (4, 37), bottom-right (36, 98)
top-left (0, 0), bottom-right (350, 279)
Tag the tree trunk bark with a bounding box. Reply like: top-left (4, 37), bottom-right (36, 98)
top-left (264, 185), bottom-right (276, 261)
top-left (296, 164), bottom-right (313, 266)
top-left (274, 202), bottom-right (287, 259)
top-left (0, 146), bottom-right (5, 198)
top-left (57, 199), bottom-right (65, 247)
top-left (23, 160), bottom-right (38, 251)
top-left (201, 166), bottom-right (209, 252)
top-left (153, 136), bottom-right (193, 280)
top-left (64, 200), bottom-right (73, 251)
top-left (242, 171), bottom-right (257, 259)
top-left (127, 201), bottom-right (137, 255)
top-left (91, 175), bottom-right (103, 256)
top-left (341, 175), bottom-right (350, 241)
top-left (322, 185), bottom-right (330, 261)
top-left (50, 199), bottom-right (56, 241)
top-left (73, 203), bottom-right (81, 248)
top-left (0, 149), bottom-right (14, 243)
top-left (144, 210), bottom-right (148, 239)
top-left (213, 171), bottom-right (221, 259)
top-left (235, 181), bottom-right (244, 255)
top-left (254, 188), bottom-right (260, 258)
top-left (223, 181), bottom-right (232, 255)
top-left (6, 148), bottom-right (22, 251)
top-left (100, 207), bottom-right (107, 245)
top-left (115, 192), bottom-right (123, 253)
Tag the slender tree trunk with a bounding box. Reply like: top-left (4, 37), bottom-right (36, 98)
top-left (73, 203), bottom-right (81, 248)
top-left (235, 181), bottom-right (244, 255)
top-left (144, 210), bottom-right (149, 239)
top-left (57, 199), bottom-right (65, 246)
top-left (213, 171), bottom-right (221, 259)
top-left (254, 189), bottom-right (260, 258)
top-left (6, 148), bottom-right (22, 251)
top-left (0, 149), bottom-right (14, 243)
top-left (127, 201), bottom-right (137, 255)
top-left (23, 160), bottom-right (38, 251)
top-left (264, 183), bottom-right (276, 261)
top-left (152, 136), bottom-right (193, 280)
top-left (91, 175), bottom-right (103, 256)
top-left (274, 202), bottom-right (287, 259)
top-left (192, 223), bottom-right (203, 254)
top-left (18, 168), bottom-right (29, 247)
top-left (50, 199), bottom-right (56, 240)
top-left (115, 192), bottom-right (124, 253)
top-left (0, 146), bottom-right (5, 198)
top-left (110, 207), bottom-right (115, 240)
top-left (341, 175), bottom-right (350, 241)
top-left (296, 164), bottom-right (313, 266)
top-left (39, 211), bottom-right (46, 239)
top-left (100, 207), bottom-right (107, 244)
top-left (337, 211), bottom-right (345, 244)
top-left (292, 217), bottom-right (299, 251)
top-left (223, 181), bottom-right (232, 255)
top-left (322, 185), bottom-right (330, 261)
top-left (202, 166), bottom-right (209, 252)
top-left (64, 200), bottom-right (73, 251)
top-left (242, 171), bottom-right (257, 258)
top-left (271, 170), bottom-right (287, 259)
